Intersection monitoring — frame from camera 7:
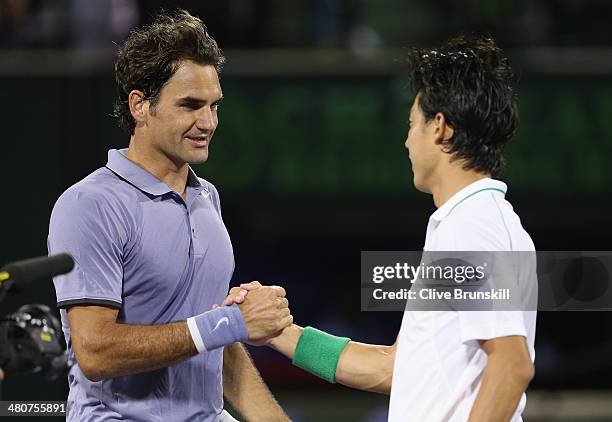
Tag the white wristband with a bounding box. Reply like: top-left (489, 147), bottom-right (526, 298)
top-left (187, 316), bottom-right (207, 353)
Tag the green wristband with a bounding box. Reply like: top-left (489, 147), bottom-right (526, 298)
top-left (292, 326), bottom-right (351, 383)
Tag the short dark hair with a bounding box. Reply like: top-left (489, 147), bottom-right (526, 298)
top-left (408, 35), bottom-right (518, 177)
top-left (112, 9), bottom-right (225, 134)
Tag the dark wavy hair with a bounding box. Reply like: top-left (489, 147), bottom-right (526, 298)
top-left (112, 10), bottom-right (225, 134)
top-left (408, 35), bottom-right (518, 177)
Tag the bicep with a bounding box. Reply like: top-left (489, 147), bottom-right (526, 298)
top-left (67, 305), bottom-right (119, 355)
top-left (479, 335), bottom-right (534, 384)
top-left (480, 335), bottom-right (530, 360)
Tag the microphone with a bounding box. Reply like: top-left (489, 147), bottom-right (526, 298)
top-left (0, 253), bottom-right (75, 289)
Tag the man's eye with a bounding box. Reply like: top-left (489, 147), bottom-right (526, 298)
top-left (212, 102), bottom-right (221, 110)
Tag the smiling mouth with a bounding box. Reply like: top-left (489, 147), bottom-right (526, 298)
top-left (185, 136), bottom-right (209, 147)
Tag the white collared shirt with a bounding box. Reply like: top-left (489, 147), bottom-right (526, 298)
top-left (388, 178), bottom-right (536, 422)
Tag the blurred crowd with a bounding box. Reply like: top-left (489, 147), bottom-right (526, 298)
top-left (0, 0), bottom-right (138, 49)
top-left (3, 0), bottom-right (612, 51)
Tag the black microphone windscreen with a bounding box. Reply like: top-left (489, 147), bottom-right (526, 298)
top-left (2, 253), bottom-right (75, 285)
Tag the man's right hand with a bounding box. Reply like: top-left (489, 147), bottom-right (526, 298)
top-left (236, 282), bottom-right (292, 345)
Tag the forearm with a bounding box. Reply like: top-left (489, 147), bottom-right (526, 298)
top-left (468, 356), bottom-right (533, 421)
top-left (269, 325), bottom-right (394, 394)
top-left (71, 283), bottom-right (290, 382)
top-left (335, 341), bottom-right (394, 394)
top-left (267, 324), bottom-right (301, 359)
top-left (223, 343), bottom-right (289, 422)
top-left (76, 321), bottom-right (196, 381)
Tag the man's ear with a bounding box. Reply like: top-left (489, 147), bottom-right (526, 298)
top-left (433, 112), bottom-right (454, 150)
top-left (128, 90), bottom-right (149, 128)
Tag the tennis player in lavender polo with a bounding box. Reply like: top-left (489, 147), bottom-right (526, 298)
top-left (48, 10), bottom-right (291, 422)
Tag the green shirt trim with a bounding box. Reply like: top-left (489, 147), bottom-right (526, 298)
top-left (444, 187), bottom-right (506, 218)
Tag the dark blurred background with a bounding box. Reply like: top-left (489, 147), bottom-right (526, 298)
top-left (1, 0), bottom-right (611, 420)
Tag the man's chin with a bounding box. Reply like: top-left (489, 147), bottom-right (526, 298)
top-left (412, 176), bottom-right (431, 194)
top-left (187, 150), bottom-right (209, 165)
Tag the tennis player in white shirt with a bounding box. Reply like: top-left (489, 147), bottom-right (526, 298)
top-left (227, 35), bottom-right (536, 422)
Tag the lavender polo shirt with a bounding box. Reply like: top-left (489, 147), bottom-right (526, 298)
top-left (48, 149), bottom-right (235, 421)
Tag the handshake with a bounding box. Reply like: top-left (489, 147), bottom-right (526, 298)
top-left (218, 281), bottom-right (292, 346)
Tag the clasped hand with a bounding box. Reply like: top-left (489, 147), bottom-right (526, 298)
top-left (217, 281), bottom-right (292, 346)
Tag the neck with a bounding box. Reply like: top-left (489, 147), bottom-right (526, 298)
top-left (429, 168), bottom-right (491, 209)
top-left (125, 135), bottom-right (189, 197)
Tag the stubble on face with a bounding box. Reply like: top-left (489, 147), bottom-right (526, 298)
top-left (145, 61), bottom-right (223, 169)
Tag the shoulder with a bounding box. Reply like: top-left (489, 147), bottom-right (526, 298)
top-left (51, 167), bottom-right (134, 225)
top-left (434, 193), bottom-right (512, 250)
top-left (434, 215), bottom-right (508, 251)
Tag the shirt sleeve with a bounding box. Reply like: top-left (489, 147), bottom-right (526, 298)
top-left (458, 311), bottom-right (528, 347)
top-left (48, 188), bottom-right (126, 308)
top-left (435, 218), bottom-right (529, 345)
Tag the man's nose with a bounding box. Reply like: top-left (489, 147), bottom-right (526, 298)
top-left (196, 107), bottom-right (217, 131)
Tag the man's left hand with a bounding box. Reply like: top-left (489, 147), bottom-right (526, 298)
top-left (219, 281), bottom-right (263, 307)
top-left (217, 281), bottom-right (288, 347)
